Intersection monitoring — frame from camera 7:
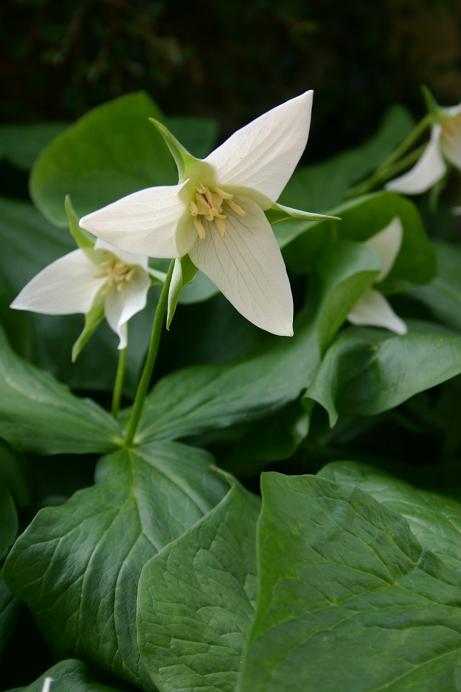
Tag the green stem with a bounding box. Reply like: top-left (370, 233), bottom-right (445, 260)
top-left (111, 339), bottom-right (128, 418)
top-left (123, 260), bottom-right (175, 447)
top-left (349, 143), bottom-right (426, 197)
top-left (375, 113), bottom-right (431, 175)
top-left (348, 115), bottom-right (432, 199)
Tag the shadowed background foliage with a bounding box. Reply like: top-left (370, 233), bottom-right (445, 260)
top-left (2, 0), bottom-right (461, 159)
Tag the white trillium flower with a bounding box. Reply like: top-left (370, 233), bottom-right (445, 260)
top-left (11, 240), bottom-right (150, 349)
top-left (79, 91), bottom-right (331, 337)
top-left (386, 103), bottom-right (461, 195)
top-left (347, 217), bottom-right (407, 335)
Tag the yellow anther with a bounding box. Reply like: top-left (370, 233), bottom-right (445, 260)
top-left (189, 184), bottom-right (247, 240)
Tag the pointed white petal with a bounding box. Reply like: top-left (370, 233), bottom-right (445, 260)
top-left (205, 91), bottom-right (313, 203)
top-left (367, 217), bottom-right (403, 282)
top-left (11, 250), bottom-right (104, 315)
top-left (94, 238), bottom-right (148, 269)
top-left (80, 185), bottom-right (195, 259)
top-left (348, 289), bottom-right (407, 335)
top-left (385, 126), bottom-right (446, 195)
top-left (440, 113), bottom-right (461, 170)
top-left (104, 268), bottom-right (150, 348)
top-left (189, 198), bottom-right (293, 336)
top-left (443, 102), bottom-right (461, 118)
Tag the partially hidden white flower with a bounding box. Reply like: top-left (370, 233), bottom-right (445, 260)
top-left (386, 102), bottom-right (461, 195)
top-left (79, 91), bottom-right (333, 337)
top-left (347, 217), bottom-right (407, 335)
top-left (11, 239), bottom-right (150, 350)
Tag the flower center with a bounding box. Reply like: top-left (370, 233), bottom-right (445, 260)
top-left (96, 258), bottom-right (135, 294)
top-left (189, 184), bottom-right (246, 240)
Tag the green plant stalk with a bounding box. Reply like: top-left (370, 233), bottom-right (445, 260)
top-left (123, 260), bottom-right (175, 447)
top-left (349, 143), bottom-right (426, 197)
top-left (375, 113), bottom-right (431, 175)
top-left (111, 338), bottom-right (128, 418)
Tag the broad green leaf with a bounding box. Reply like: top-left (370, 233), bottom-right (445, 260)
top-left (320, 461), bottom-right (461, 573)
top-left (0, 443), bottom-right (28, 506)
top-left (0, 122), bottom-right (68, 170)
top-left (0, 481), bottom-right (17, 559)
top-left (4, 442), bottom-right (227, 688)
top-left (0, 572), bottom-right (19, 655)
top-left (136, 314), bottom-right (320, 444)
top-left (167, 116), bottom-right (218, 159)
top-left (30, 92), bottom-right (218, 227)
top-left (306, 320), bottom-right (461, 425)
top-left (224, 402), bottom-right (309, 477)
top-left (8, 659), bottom-right (124, 691)
top-left (240, 472), bottom-right (461, 692)
top-left (409, 241), bottom-right (461, 331)
top-left (278, 191), bottom-right (436, 291)
top-left (136, 240), bottom-right (379, 445)
top-left (0, 325), bottom-right (120, 454)
top-left (178, 271), bottom-right (217, 305)
top-left (280, 105), bottom-right (414, 211)
top-left (311, 239), bottom-right (380, 350)
top-left (138, 482), bottom-right (259, 692)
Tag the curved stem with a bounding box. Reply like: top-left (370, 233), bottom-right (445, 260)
top-left (111, 338), bottom-right (128, 418)
top-left (123, 260), bottom-right (175, 447)
top-left (375, 113), bottom-right (431, 175)
top-left (348, 143), bottom-right (426, 197)
top-left (348, 115), bottom-right (431, 199)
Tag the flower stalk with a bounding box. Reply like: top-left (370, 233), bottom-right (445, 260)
top-left (111, 338), bottom-right (128, 417)
top-left (349, 144), bottom-right (426, 197)
top-left (123, 260), bottom-right (175, 447)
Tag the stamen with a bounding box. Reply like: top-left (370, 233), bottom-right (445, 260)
top-left (193, 217), bottom-right (206, 240)
top-left (95, 256), bottom-right (135, 293)
top-left (189, 184), bottom-right (247, 239)
top-left (216, 216), bottom-right (227, 237)
top-left (226, 199), bottom-right (246, 217)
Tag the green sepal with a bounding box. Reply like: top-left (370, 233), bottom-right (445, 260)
top-left (421, 84), bottom-right (440, 121)
top-left (65, 195), bottom-right (94, 249)
top-left (149, 118), bottom-right (199, 181)
top-left (71, 300), bottom-right (104, 362)
top-left (167, 256), bottom-right (198, 330)
top-left (266, 202), bottom-right (340, 225)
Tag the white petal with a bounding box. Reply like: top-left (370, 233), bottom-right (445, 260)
top-left (205, 91), bottom-right (313, 204)
top-left (348, 289), bottom-right (407, 335)
top-left (440, 113), bottom-right (461, 170)
top-left (41, 678), bottom-right (53, 692)
top-left (11, 250), bottom-right (104, 315)
top-left (367, 217), bottom-right (403, 282)
top-left (385, 126), bottom-right (446, 195)
top-left (104, 268), bottom-right (150, 348)
top-left (443, 102), bottom-right (461, 118)
top-left (80, 185), bottom-right (195, 259)
top-left (94, 238), bottom-right (148, 269)
top-left (189, 198), bottom-right (293, 336)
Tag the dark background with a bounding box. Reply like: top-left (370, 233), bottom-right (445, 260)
top-left (2, 0), bottom-right (461, 161)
